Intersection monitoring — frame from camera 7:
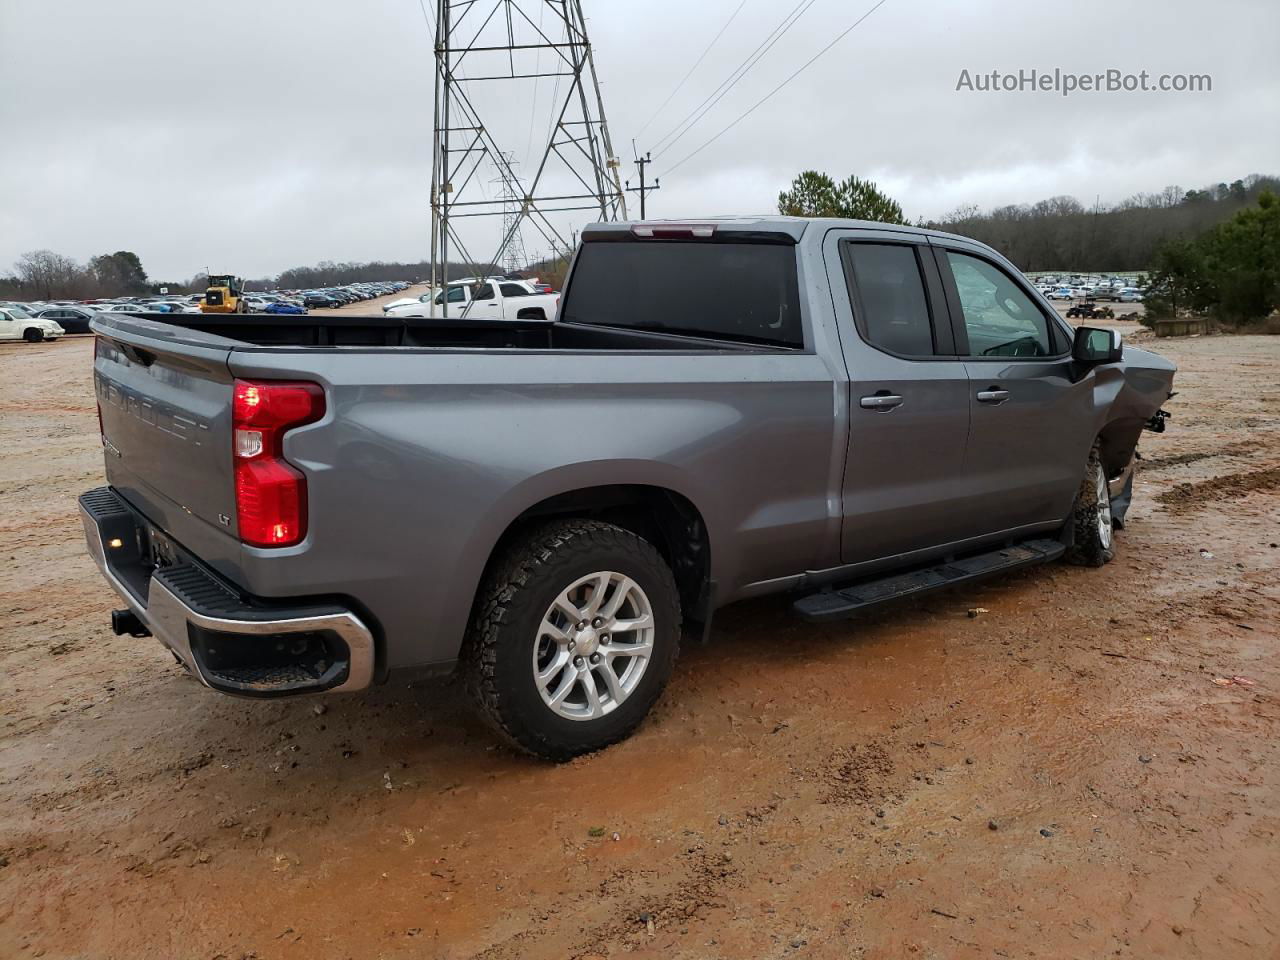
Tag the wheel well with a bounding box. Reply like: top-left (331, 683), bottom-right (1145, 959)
top-left (485, 485), bottom-right (710, 621)
top-left (1097, 419), bottom-right (1142, 478)
top-left (515, 306), bottom-right (547, 321)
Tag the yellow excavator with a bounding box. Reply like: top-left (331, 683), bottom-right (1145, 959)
top-left (200, 275), bottom-right (249, 313)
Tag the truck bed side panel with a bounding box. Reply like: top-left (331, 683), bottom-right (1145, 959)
top-left (227, 348), bottom-right (842, 670)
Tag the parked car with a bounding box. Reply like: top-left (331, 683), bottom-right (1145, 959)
top-left (1046, 286), bottom-right (1074, 300)
top-left (1, 305), bottom-right (63, 341)
top-left (264, 301), bottom-right (307, 315)
top-left (36, 305), bottom-right (98, 333)
top-left (81, 217), bottom-right (1176, 760)
top-left (1119, 288), bottom-right (1145, 303)
top-left (303, 293), bottom-right (339, 308)
top-left (1091, 285), bottom-right (1123, 301)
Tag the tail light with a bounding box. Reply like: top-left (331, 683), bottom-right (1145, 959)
top-left (232, 379), bottom-right (325, 547)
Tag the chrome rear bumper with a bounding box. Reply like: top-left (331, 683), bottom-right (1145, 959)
top-left (80, 487), bottom-right (374, 697)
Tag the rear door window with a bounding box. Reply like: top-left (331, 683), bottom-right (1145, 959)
top-left (561, 240), bottom-right (803, 347)
top-left (840, 242), bottom-right (938, 357)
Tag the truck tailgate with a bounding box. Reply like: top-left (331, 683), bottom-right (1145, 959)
top-left (92, 314), bottom-right (244, 579)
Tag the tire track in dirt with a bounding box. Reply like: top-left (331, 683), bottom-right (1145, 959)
top-left (1140, 440), bottom-right (1261, 469)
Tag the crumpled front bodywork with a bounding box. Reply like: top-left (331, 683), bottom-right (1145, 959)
top-left (1098, 342), bottom-right (1177, 523)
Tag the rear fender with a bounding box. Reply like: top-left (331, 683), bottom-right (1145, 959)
top-left (437, 461), bottom-right (718, 654)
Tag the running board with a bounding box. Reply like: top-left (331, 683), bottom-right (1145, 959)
top-left (793, 538), bottom-right (1066, 622)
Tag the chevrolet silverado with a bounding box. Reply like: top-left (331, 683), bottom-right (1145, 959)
top-left (81, 217), bottom-right (1175, 759)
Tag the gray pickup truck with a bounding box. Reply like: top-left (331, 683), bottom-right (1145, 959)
top-left (82, 217), bottom-right (1175, 759)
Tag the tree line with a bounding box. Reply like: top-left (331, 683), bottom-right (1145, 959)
top-left (0, 250), bottom-right (174, 301)
top-left (775, 169), bottom-right (1279, 274)
top-left (8, 171), bottom-right (1275, 320)
top-left (925, 174), bottom-right (1279, 272)
top-left (776, 168), bottom-right (1279, 325)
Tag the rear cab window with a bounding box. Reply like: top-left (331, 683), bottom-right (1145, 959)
top-left (834, 240), bottom-right (957, 360)
top-left (561, 240), bottom-right (803, 347)
top-left (840, 242), bottom-right (942, 357)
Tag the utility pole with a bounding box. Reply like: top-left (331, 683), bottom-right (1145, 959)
top-left (625, 152), bottom-right (660, 219)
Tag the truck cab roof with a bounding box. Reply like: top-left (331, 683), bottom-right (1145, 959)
top-left (581, 216), bottom-right (971, 247)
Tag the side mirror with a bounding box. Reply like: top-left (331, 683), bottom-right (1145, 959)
top-left (1072, 326), bottom-right (1123, 366)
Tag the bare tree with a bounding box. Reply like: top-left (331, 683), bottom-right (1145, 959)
top-left (14, 250), bottom-right (83, 299)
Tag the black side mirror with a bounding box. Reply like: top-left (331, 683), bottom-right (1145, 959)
top-left (1072, 326), bottom-right (1123, 366)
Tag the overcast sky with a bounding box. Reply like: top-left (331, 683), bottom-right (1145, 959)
top-left (2, 0), bottom-right (1276, 280)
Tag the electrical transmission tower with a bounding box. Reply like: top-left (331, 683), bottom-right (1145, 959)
top-left (429, 0), bottom-right (627, 313)
top-left (490, 152), bottom-right (527, 274)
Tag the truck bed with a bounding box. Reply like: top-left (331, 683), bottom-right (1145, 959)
top-left (103, 312), bottom-right (784, 352)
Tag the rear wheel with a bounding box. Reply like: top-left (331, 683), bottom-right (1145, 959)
top-left (23, 328), bottom-right (43, 343)
top-left (1065, 442), bottom-right (1115, 567)
top-left (465, 520), bottom-right (681, 760)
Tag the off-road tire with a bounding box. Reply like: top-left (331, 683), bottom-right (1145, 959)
top-left (23, 328), bottom-right (43, 343)
top-left (464, 519), bottom-right (681, 761)
top-left (1064, 442), bottom-right (1115, 567)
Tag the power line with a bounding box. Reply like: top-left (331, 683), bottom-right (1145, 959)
top-left (522, 0), bottom-right (546, 168)
top-left (633, 0), bottom-right (750, 139)
top-left (650, 0), bottom-right (818, 157)
top-left (650, 0), bottom-right (812, 156)
top-left (661, 0), bottom-right (891, 176)
top-left (416, 0), bottom-right (435, 35)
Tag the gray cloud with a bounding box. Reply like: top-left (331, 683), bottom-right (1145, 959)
top-left (2, 0), bottom-right (1276, 279)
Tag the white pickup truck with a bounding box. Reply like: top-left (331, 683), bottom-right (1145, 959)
top-left (385, 279), bottom-right (558, 321)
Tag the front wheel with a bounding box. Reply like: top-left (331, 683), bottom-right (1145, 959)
top-left (23, 328), bottom-right (43, 343)
top-left (464, 520), bottom-right (681, 760)
top-left (1065, 442), bottom-right (1115, 567)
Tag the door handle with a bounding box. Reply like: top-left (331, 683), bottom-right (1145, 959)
top-left (860, 394), bottom-right (904, 411)
top-left (976, 388), bottom-right (1010, 403)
